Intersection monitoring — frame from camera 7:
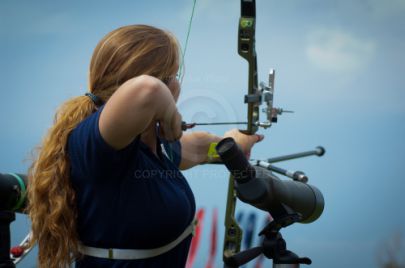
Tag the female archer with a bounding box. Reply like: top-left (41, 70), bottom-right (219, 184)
top-left (27, 24), bottom-right (263, 267)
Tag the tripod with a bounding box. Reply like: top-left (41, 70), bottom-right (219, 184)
top-left (224, 211), bottom-right (311, 268)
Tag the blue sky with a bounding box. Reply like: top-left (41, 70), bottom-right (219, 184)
top-left (1, 0), bottom-right (405, 267)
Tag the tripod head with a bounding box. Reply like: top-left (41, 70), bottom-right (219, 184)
top-left (225, 213), bottom-right (312, 267)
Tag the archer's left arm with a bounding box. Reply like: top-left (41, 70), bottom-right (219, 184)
top-left (179, 130), bottom-right (264, 170)
top-left (179, 131), bottom-right (221, 170)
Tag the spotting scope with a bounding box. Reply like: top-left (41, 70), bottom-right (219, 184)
top-left (216, 138), bottom-right (324, 223)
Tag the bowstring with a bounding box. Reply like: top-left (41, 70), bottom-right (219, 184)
top-left (178, 0), bottom-right (197, 85)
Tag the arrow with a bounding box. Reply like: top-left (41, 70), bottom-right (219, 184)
top-left (182, 121), bottom-right (248, 130)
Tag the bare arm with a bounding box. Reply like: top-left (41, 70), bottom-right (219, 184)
top-left (179, 129), bottom-right (264, 170)
top-left (179, 131), bottom-right (222, 170)
top-left (99, 75), bottom-right (182, 150)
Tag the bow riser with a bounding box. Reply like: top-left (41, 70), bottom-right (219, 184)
top-left (238, 0), bottom-right (259, 135)
top-left (223, 1), bottom-right (259, 266)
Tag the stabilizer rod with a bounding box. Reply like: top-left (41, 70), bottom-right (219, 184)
top-left (254, 161), bottom-right (308, 183)
top-left (267, 147), bottom-right (325, 163)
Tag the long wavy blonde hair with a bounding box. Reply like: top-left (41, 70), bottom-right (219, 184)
top-left (27, 25), bottom-right (180, 267)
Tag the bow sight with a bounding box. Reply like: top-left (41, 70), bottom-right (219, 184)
top-left (181, 70), bottom-right (293, 131)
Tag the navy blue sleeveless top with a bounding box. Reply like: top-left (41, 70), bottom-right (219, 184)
top-left (67, 106), bottom-right (196, 267)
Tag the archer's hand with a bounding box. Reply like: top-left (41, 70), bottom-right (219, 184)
top-left (223, 129), bottom-right (264, 159)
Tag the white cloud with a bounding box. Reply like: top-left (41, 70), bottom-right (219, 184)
top-left (306, 28), bottom-right (376, 73)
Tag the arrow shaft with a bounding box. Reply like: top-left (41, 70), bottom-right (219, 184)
top-left (194, 122), bottom-right (247, 126)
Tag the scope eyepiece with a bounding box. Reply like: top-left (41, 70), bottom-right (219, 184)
top-left (216, 137), bottom-right (256, 183)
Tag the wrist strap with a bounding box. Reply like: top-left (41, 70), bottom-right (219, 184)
top-left (207, 142), bottom-right (220, 162)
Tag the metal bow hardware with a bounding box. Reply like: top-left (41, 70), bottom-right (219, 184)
top-left (223, 0), bottom-right (289, 266)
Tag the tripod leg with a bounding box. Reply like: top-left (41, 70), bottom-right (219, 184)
top-left (0, 211), bottom-right (16, 268)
